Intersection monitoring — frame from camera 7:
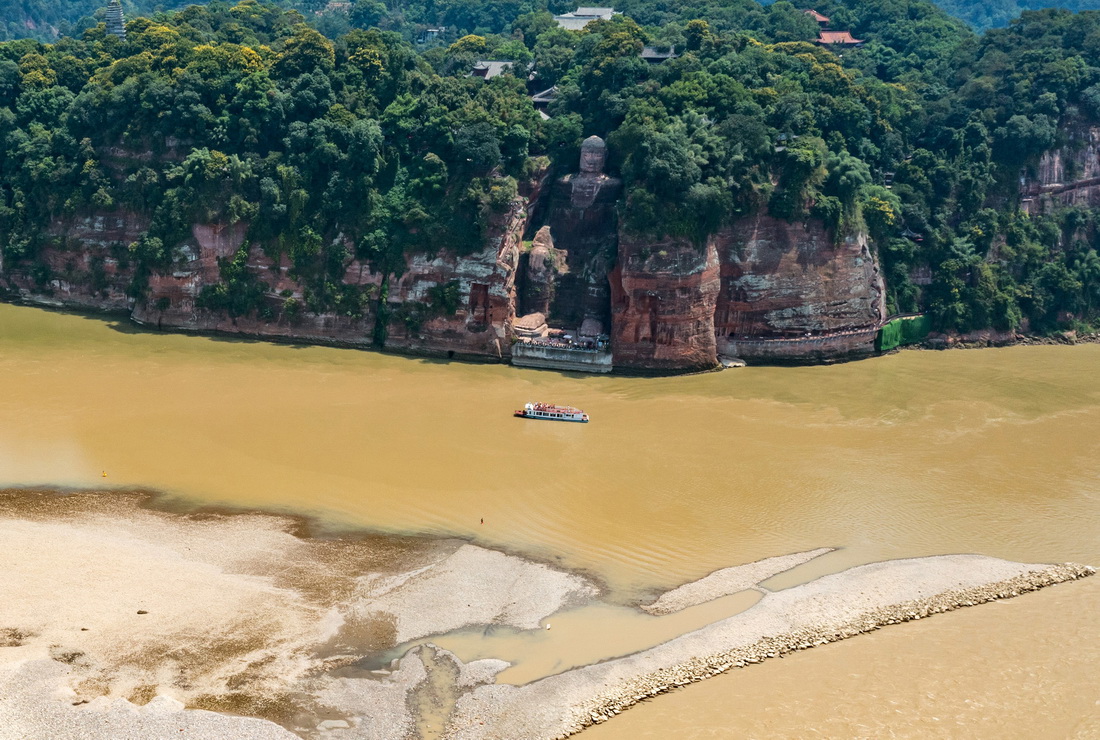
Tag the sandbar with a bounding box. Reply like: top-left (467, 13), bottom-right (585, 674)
top-left (0, 489), bottom-right (1092, 740)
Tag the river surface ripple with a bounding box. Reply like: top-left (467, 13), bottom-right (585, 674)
top-left (1, 303), bottom-right (1097, 738)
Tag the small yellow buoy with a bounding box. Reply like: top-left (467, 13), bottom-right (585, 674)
top-left (101, 471), bottom-right (107, 478)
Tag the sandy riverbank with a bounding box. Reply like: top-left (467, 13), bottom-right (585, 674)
top-left (639, 548), bottom-right (834, 615)
top-left (0, 489), bottom-right (1093, 740)
top-left (0, 489), bottom-right (597, 738)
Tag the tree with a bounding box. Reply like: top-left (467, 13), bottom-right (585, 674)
top-left (275, 26), bottom-right (335, 78)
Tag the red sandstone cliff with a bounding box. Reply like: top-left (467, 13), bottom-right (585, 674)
top-left (3, 170), bottom-right (545, 362)
top-left (2, 212), bottom-right (147, 312)
top-left (608, 213), bottom-right (886, 369)
top-left (132, 221), bottom-right (384, 343)
top-left (381, 197), bottom-right (531, 359)
top-left (609, 236), bottom-right (721, 371)
top-left (2, 166), bottom-right (885, 370)
top-left (714, 213), bottom-right (885, 361)
top-left (715, 213), bottom-right (885, 335)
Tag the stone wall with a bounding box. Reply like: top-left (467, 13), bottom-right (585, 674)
top-left (718, 328), bottom-right (879, 363)
top-left (511, 343), bottom-right (613, 373)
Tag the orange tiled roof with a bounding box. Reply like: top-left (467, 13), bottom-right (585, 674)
top-left (804, 9), bottom-right (830, 23)
top-left (817, 30), bottom-right (863, 45)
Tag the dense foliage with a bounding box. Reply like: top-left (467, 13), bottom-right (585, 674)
top-left (2, 0), bottom-right (1100, 335)
top-left (930, 0), bottom-right (1100, 32)
top-left (8, 0), bottom-right (1100, 43)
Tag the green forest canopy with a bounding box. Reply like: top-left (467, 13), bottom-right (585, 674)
top-left (5, 0), bottom-right (1100, 42)
top-left (2, 0), bottom-right (1100, 334)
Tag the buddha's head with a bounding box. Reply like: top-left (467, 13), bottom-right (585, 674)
top-left (579, 135), bottom-right (607, 174)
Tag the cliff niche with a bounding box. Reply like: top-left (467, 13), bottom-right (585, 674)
top-left (538, 135), bottom-right (621, 334)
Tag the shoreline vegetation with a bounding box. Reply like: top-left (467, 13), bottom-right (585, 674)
top-left (0, 487), bottom-right (1093, 739)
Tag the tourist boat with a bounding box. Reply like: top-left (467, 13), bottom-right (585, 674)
top-left (514, 402), bottom-right (589, 423)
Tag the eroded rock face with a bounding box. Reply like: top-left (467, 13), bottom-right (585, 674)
top-left (4, 171), bottom-right (546, 362)
top-left (607, 213), bottom-right (885, 370)
top-left (133, 222), bottom-right (383, 345)
top-left (1, 157), bottom-right (888, 369)
top-left (1, 212), bottom-right (147, 311)
top-left (1023, 124), bottom-right (1100, 215)
top-left (382, 214), bottom-right (520, 360)
top-left (383, 174), bottom-right (547, 359)
top-left (520, 226), bottom-right (566, 318)
top-left (713, 213), bottom-right (885, 362)
top-left (609, 236), bottom-right (721, 371)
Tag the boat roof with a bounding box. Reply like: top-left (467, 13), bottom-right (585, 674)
top-left (528, 402), bottom-right (583, 412)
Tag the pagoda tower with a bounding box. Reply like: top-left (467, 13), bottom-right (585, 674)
top-left (105, 0), bottom-right (126, 39)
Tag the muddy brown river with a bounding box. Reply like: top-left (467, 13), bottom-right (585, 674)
top-left (1, 302), bottom-right (1098, 737)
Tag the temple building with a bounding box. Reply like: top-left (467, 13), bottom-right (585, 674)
top-left (817, 30), bottom-right (863, 46)
top-left (105, 0), bottom-right (126, 39)
top-left (553, 7), bottom-right (616, 30)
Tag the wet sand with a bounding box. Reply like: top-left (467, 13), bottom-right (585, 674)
top-left (0, 490), bottom-right (596, 738)
top-left (0, 489), bottom-right (1092, 740)
top-left (640, 548), bottom-right (834, 615)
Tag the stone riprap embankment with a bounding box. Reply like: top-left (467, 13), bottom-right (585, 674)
top-left (640, 547), bottom-right (834, 615)
top-left (444, 557), bottom-right (1094, 740)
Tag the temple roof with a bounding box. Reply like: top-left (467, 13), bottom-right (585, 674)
top-left (641, 46), bottom-right (678, 62)
top-left (817, 30), bottom-right (863, 45)
top-left (553, 7), bottom-right (616, 30)
top-left (470, 61), bottom-right (514, 79)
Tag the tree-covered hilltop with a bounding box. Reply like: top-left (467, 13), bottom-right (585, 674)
top-left (2, 1), bottom-right (1100, 335)
top-left (928, 0), bottom-right (1100, 32)
top-left (8, 0), bottom-right (1100, 43)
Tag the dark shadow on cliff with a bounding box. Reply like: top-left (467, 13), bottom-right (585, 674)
top-left (98, 314), bottom-right (335, 351)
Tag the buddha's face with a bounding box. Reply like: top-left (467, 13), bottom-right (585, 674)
top-left (580, 143), bottom-right (606, 174)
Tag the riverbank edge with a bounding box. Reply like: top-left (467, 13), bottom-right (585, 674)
top-left (2, 488), bottom-right (1095, 739)
top-left (0, 486), bottom-right (612, 615)
top-left (7, 296), bottom-right (1097, 376)
top-left (570, 562), bottom-right (1094, 736)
